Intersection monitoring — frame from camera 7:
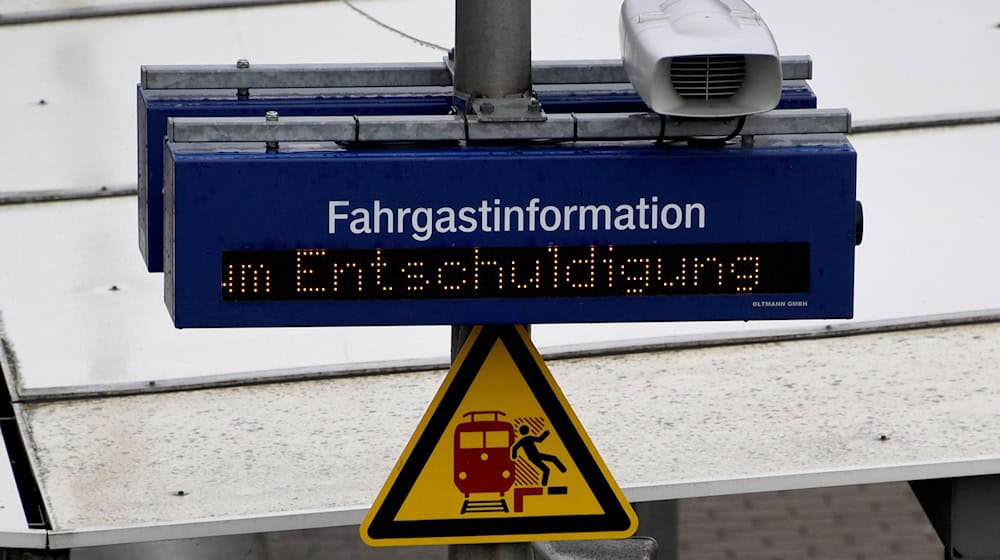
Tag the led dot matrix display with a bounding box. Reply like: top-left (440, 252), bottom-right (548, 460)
top-left (222, 243), bottom-right (808, 301)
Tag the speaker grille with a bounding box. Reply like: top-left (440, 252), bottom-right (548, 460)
top-left (670, 55), bottom-right (746, 100)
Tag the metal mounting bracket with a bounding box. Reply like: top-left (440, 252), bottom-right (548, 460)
top-left (167, 108), bottom-right (849, 145)
top-left (141, 56), bottom-right (813, 92)
top-left (465, 95), bottom-right (547, 123)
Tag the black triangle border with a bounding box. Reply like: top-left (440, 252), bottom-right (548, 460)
top-left (365, 325), bottom-right (633, 541)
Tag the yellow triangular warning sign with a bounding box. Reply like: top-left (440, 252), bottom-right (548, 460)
top-left (361, 325), bottom-right (638, 546)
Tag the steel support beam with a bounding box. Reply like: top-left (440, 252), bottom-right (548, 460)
top-left (632, 501), bottom-right (677, 560)
top-left (140, 57), bottom-right (813, 91)
top-left (166, 108), bottom-right (851, 144)
top-left (911, 475), bottom-right (1000, 560)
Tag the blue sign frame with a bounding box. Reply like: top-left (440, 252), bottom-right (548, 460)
top-left (139, 84), bottom-right (817, 272)
top-left (165, 138), bottom-right (856, 328)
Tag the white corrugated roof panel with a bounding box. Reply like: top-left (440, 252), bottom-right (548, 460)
top-left (20, 321), bottom-right (1000, 548)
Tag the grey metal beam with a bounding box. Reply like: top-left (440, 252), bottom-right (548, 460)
top-left (141, 62), bottom-right (452, 90)
top-left (141, 56), bottom-right (813, 90)
top-left (573, 113), bottom-right (662, 139)
top-left (633, 502), bottom-right (677, 560)
top-left (167, 108), bottom-right (851, 144)
top-left (533, 55), bottom-right (811, 84)
top-left (645, 108), bottom-right (850, 137)
top-left (167, 115), bottom-right (357, 143)
top-left (912, 476), bottom-right (1000, 560)
top-left (466, 114), bottom-right (576, 141)
top-left (356, 115), bottom-right (465, 143)
top-left (532, 60), bottom-right (629, 85)
top-left (781, 55), bottom-right (813, 80)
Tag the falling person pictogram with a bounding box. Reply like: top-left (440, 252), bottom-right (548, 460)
top-left (511, 424), bottom-right (567, 486)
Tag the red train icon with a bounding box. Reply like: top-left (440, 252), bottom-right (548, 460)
top-left (454, 411), bottom-right (516, 499)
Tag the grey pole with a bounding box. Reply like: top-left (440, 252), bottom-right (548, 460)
top-left (451, 325), bottom-right (530, 361)
top-left (450, 325), bottom-right (475, 361)
top-left (450, 3), bottom-right (532, 549)
top-left (450, 3), bottom-right (530, 560)
top-left (449, 323), bottom-right (531, 560)
top-left (450, 542), bottom-right (534, 560)
top-left (453, 0), bottom-right (533, 100)
top-left (450, 322), bottom-right (530, 560)
top-left (449, 0), bottom-right (534, 354)
top-left (450, 0), bottom-right (534, 350)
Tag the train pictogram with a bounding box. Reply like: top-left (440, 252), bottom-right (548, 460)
top-left (454, 410), bottom-right (571, 515)
top-left (454, 411), bottom-right (516, 513)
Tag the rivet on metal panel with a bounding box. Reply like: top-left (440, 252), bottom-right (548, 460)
top-left (265, 111), bottom-right (279, 152)
top-left (237, 59), bottom-right (251, 99)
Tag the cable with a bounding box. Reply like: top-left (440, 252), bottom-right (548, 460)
top-left (0, 185), bottom-right (136, 206)
top-left (681, 115), bottom-right (747, 147)
top-left (0, 0), bottom-right (326, 26)
top-left (724, 115), bottom-right (747, 141)
top-left (850, 110), bottom-right (1000, 134)
top-left (342, 0), bottom-right (449, 53)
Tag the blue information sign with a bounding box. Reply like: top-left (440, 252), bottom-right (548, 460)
top-left (165, 138), bottom-right (856, 327)
top-left (139, 84), bottom-right (817, 272)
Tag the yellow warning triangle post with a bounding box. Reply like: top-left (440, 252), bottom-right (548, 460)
top-left (361, 325), bottom-right (638, 546)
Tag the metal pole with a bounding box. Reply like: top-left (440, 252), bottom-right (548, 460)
top-left (633, 501), bottom-right (678, 560)
top-left (450, 325), bottom-right (475, 361)
top-left (449, 326), bottom-right (530, 560)
top-left (452, 325), bottom-right (530, 361)
top-left (450, 542), bottom-right (534, 560)
top-left (451, 3), bottom-right (532, 559)
top-left (453, 0), bottom-right (532, 100)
